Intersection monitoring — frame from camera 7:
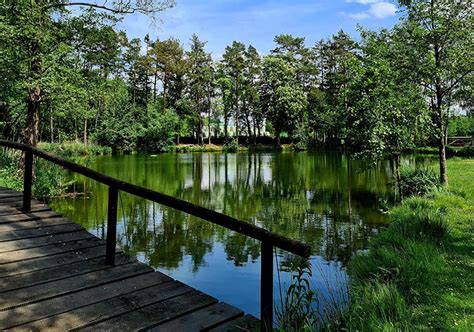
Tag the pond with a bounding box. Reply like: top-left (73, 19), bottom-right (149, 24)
top-left (50, 151), bottom-right (414, 320)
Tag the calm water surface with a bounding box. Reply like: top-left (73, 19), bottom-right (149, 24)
top-left (51, 151), bottom-right (411, 318)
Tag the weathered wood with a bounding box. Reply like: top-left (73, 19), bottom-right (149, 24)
top-left (77, 291), bottom-right (218, 331)
top-left (1, 253), bottom-right (132, 292)
top-left (0, 210), bottom-right (61, 224)
top-left (0, 245), bottom-right (109, 277)
top-left (210, 314), bottom-right (261, 332)
top-left (0, 205), bottom-right (51, 216)
top-left (19, 281), bottom-right (191, 331)
top-left (0, 261), bottom-right (153, 310)
top-left (0, 217), bottom-right (74, 233)
top-left (22, 150), bottom-right (33, 212)
top-left (0, 223), bottom-right (84, 242)
top-left (105, 186), bottom-right (118, 265)
top-left (148, 302), bottom-right (243, 332)
top-left (260, 241), bottom-right (273, 332)
top-left (0, 237), bottom-right (104, 264)
top-left (0, 193), bottom-right (264, 330)
top-left (0, 230), bottom-right (94, 253)
top-left (0, 273), bottom-right (172, 329)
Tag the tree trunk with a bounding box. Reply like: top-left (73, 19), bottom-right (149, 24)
top-left (84, 118), bottom-right (88, 145)
top-left (50, 111), bottom-right (54, 143)
top-left (25, 88), bottom-right (41, 147)
top-left (394, 154), bottom-right (403, 201)
top-left (276, 131), bottom-right (281, 147)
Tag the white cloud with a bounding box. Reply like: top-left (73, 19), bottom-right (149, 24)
top-left (368, 2), bottom-right (397, 18)
top-left (342, 1), bottom-right (397, 20)
top-left (346, 0), bottom-right (380, 3)
top-left (339, 11), bottom-right (370, 19)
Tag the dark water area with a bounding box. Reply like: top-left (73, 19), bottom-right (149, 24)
top-left (50, 151), bottom-right (427, 319)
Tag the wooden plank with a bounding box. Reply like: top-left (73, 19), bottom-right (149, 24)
top-left (0, 230), bottom-right (94, 253)
top-left (0, 245), bottom-right (108, 277)
top-left (0, 237), bottom-right (104, 264)
top-left (0, 253), bottom-right (133, 292)
top-left (148, 302), bottom-right (243, 332)
top-left (0, 210), bottom-right (62, 223)
top-left (210, 314), bottom-right (261, 332)
top-left (0, 272), bottom-right (173, 329)
top-left (77, 291), bottom-right (218, 331)
top-left (0, 198), bottom-right (42, 207)
top-left (0, 261), bottom-right (153, 310)
top-left (0, 223), bottom-right (84, 242)
top-left (0, 191), bottom-right (23, 198)
top-left (0, 217), bottom-right (76, 233)
top-left (0, 205), bottom-right (51, 216)
top-left (17, 280), bottom-right (191, 331)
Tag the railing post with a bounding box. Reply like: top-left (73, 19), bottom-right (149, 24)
top-left (22, 150), bottom-right (33, 212)
top-left (105, 187), bottom-right (118, 265)
top-left (261, 240), bottom-right (273, 332)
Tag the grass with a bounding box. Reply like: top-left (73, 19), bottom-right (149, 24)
top-left (38, 142), bottom-right (112, 157)
top-left (339, 158), bottom-right (474, 330)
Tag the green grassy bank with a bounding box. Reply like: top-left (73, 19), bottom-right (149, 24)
top-left (339, 159), bottom-right (473, 331)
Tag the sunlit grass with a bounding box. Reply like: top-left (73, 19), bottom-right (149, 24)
top-left (341, 158), bottom-right (474, 330)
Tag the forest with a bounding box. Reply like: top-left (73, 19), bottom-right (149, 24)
top-left (0, 0), bottom-right (472, 186)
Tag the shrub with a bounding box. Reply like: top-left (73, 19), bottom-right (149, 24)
top-left (222, 139), bottom-right (239, 152)
top-left (399, 166), bottom-right (439, 197)
top-left (456, 146), bottom-right (474, 157)
top-left (38, 142), bottom-right (112, 157)
top-left (140, 109), bottom-right (180, 152)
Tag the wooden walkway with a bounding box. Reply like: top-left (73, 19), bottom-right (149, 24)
top-left (0, 187), bottom-right (259, 331)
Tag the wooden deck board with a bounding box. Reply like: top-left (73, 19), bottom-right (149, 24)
top-left (0, 189), bottom-right (261, 331)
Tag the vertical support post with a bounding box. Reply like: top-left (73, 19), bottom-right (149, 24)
top-left (261, 241), bottom-right (273, 332)
top-left (105, 187), bottom-right (118, 265)
top-left (22, 150), bottom-right (33, 212)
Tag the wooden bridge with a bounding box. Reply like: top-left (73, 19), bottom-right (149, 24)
top-left (0, 140), bottom-right (310, 331)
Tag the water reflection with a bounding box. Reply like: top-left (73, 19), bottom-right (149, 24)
top-left (52, 151), bottom-right (407, 317)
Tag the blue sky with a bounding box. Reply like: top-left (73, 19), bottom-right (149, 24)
top-left (118, 0), bottom-right (401, 56)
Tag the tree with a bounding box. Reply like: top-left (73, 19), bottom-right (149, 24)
top-left (146, 37), bottom-right (185, 110)
top-left (262, 56), bottom-right (307, 146)
top-left (396, 0), bottom-right (474, 185)
top-left (222, 41), bottom-right (246, 142)
top-left (0, 0), bottom-right (174, 147)
top-left (347, 29), bottom-right (428, 199)
top-left (185, 34), bottom-right (213, 145)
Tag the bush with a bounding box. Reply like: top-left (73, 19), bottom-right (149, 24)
top-left (0, 150), bottom-right (70, 199)
top-left (456, 145), bottom-right (474, 157)
top-left (222, 139), bottom-right (239, 152)
top-left (399, 166), bottom-right (439, 197)
top-left (38, 142), bottom-right (112, 157)
top-left (140, 109), bottom-right (180, 152)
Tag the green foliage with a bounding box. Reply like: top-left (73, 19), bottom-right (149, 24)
top-left (448, 115), bottom-right (474, 137)
top-left (222, 139), bottom-right (239, 152)
top-left (38, 142), bottom-right (112, 157)
top-left (0, 150), bottom-right (70, 199)
top-left (141, 108), bottom-right (181, 152)
top-left (276, 259), bottom-right (318, 332)
top-left (399, 166), bottom-right (439, 197)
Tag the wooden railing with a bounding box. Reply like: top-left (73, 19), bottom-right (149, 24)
top-left (0, 139), bottom-right (310, 331)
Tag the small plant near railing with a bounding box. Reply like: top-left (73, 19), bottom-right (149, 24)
top-left (276, 258), bottom-right (318, 331)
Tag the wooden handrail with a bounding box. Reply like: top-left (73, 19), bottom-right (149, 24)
top-left (0, 139), bottom-right (311, 331)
